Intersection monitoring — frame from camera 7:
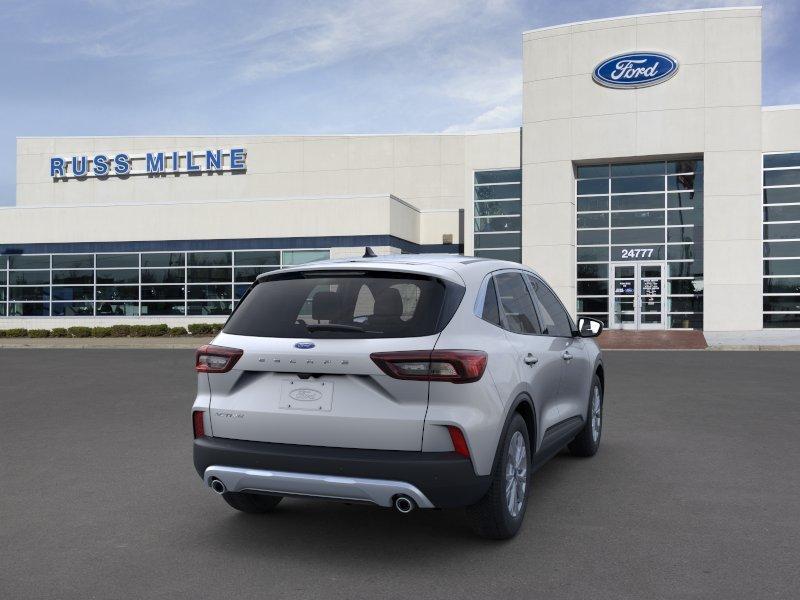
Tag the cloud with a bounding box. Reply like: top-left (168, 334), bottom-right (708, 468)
top-left (443, 103), bottom-right (521, 132)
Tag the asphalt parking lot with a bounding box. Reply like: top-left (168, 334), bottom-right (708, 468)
top-left (1, 350), bottom-right (799, 599)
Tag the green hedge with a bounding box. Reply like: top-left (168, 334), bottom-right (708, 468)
top-left (0, 323), bottom-right (220, 338)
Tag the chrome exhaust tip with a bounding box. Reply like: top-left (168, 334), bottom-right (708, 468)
top-left (394, 495), bottom-right (415, 514)
top-left (209, 478), bottom-right (227, 495)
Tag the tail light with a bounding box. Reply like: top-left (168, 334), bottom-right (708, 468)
top-left (195, 345), bottom-right (243, 373)
top-left (447, 426), bottom-right (470, 458)
top-left (370, 350), bottom-right (487, 384)
top-left (192, 410), bottom-right (205, 438)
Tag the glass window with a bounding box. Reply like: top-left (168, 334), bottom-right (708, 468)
top-left (764, 223), bottom-right (800, 240)
top-left (225, 271), bottom-right (452, 339)
top-left (577, 213), bottom-right (608, 229)
top-left (527, 276), bottom-right (573, 337)
top-left (577, 230), bottom-right (608, 245)
top-left (668, 279), bottom-right (702, 295)
top-left (577, 264), bottom-right (608, 279)
top-left (763, 296), bottom-right (800, 312)
top-left (52, 270), bottom-right (93, 284)
top-left (577, 247), bottom-right (609, 262)
top-left (96, 269), bottom-right (138, 284)
top-left (9, 255), bottom-right (49, 269)
top-left (474, 200), bottom-right (521, 217)
top-left (667, 174), bottom-right (699, 191)
top-left (668, 191), bottom-right (702, 209)
top-left (763, 278), bottom-right (800, 294)
top-left (669, 297), bottom-right (703, 312)
top-left (610, 194), bottom-right (664, 210)
top-left (474, 249), bottom-right (522, 262)
top-left (96, 254), bottom-right (138, 268)
top-left (763, 188), bottom-right (800, 204)
top-left (667, 160), bottom-right (702, 174)
top-left (669, 314), bottom-right (703, 329)
top-left (187, 302), bottom-right (232, 315)
top-left (764, 169), bottom-right (800, 187)
top-left (577, 179), bottom-right (607, 195)
top-left (234, 266), bottom-right (277, 283)
top-left (234, 250), bottom-right (280, 266)
top-left (0, 288), bottom-right (5, 302)
top-left (610, 176), bottom-right (663, 194)
top-left (474, 233), bottom-right (521, 249)
top-left (610, 162), bottom-right (664, 176)
top-left (668, 262), bottom-right (696, 277)
top-left (187, 284), bottom-right (232, 300)
top-left (764, 259), bottom-right (800, 276)
top-left (764, 241), bottom-right (800, 258)
top-left (611, 246), bottom-right (665, 261)
top-left (577, 298), bottom-right (608, 312)
top-left (96, 286), bottom-right (139, 301)
top-left (667, 209), bottom-right (699, 226)
top-left (493, 272), bottom-right (540, 335)
top-left (764, 205), bottom-right (800, 223)
top-left (764, 153), bottom-right (800, 168)
top-left (52, 302), bottom-right (94, 316)
top-left (474, 184), bottom-right (521, 200)
top-left (480, 277), bottom-right (501, 326)
top-left (668, 227), bottom-right (695, 244)
top-left (188, 267), bottom-right (231, 283)
top-left (141, 253), bottom-right (185, 267)
top-left (611, 210), bottom-right (665, 228)
top-left (96, 302), bottom-right (138, 316)
top-left (10, 287), bottom-right (50, 301)
top-left (141, 285), bottom-right (185, 300)
top-left (141, 268), bottom-right (185, 284)
top-left (667, 245), bottom-right (694, 261)
top-left (9, 271), bottom-right (50, 285)
top-left (474, 170), bottom-right (521, 185)
top-left (52, 254), bottom-right (93, 269)
top-left (764, 314), bottom-right (800, 327)
top-left (140, 302), bottom-right (185, 316)
top-left (188, 251), bottom-right (232, 266)
top-left (281, 250), bottom-right (330, 266)
top-left (611, 228), bottom-right (665, 245)
top-left (576, 165), bottom-right (608, 179)
top-left (577, 197), bottom-right (608, 212)
top-left (234, 284), bottom-right (250, 299)
top-left (8, 302), bottom-right (49, 316)
top-left (474, 217), bottom-right (520, 233)
top-left (577, 281), bottom-right (608, 295)
top-left (52, 286), bottom-right (93, 301)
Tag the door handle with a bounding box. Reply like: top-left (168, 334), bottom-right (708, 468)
top-left (523, 353), bottom-right (538, 366)
top-left (561, 351), bottom-right (573, 361)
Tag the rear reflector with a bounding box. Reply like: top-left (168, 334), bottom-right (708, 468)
top-left (195, 345), bottom-right (243, 373)
top-left (447, 426), bottom-right (470, 458)
top-left (192, 410), bottom-right (205, 438)
top-left (370, 350), bottom-right (487, 383)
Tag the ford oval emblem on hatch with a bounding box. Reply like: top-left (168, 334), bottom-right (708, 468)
top-left (294, 342), bottom-right (315, 349)
top-left (593, 52), bottom-right (678, 89)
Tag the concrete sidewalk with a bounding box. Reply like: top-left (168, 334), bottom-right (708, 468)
top-left (0, 337), bottom-right (213, 349)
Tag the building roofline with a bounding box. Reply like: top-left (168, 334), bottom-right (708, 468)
top-left (522, 5), bottom-right (761, 36)
top-left (16, 128), bottom-right (520, 141)
top-left (763, 104), bottom-right (800, 112)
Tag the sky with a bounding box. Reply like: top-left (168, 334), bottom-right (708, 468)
top-left (1, 0), bottom-right (798, 206)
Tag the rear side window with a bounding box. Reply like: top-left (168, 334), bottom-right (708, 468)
top-left (224, 271), bottom-right (462, 338)
top-left (494, 272), bottom-right (541, 335)
top-left (526, 275), bottom-right (573, 337)
top-left (480, 277), bottom-right (501, 326)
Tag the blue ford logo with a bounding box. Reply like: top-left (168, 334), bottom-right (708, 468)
top-left (593, 52), bottom-right (678, 89)
top-left (294, 342), bottom-right (315, 349)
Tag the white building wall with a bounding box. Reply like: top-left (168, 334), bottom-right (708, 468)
top-left (521, 6), bottom-right (764, 330)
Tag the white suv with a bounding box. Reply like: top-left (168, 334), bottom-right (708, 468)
top-left (192, 253), bottom-right (604, 539)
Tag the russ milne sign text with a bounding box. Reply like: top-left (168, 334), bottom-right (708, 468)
top-left (50, 148), bottom-right (246, 179)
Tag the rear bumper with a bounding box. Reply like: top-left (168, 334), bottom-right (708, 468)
top-left (194, 436), bottom-right (491, 508)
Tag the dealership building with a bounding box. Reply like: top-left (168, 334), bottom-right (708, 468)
top-left (2, 6), bottom-right (799, 335)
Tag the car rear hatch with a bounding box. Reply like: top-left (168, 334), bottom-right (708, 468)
top-left (203, 266), bottom-right (464, 451)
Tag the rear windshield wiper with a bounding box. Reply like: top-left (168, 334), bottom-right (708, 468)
top-left (304, 323), bottom-right (372, 333)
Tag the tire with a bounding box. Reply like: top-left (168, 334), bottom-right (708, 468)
top-left (221, 492), bottom-right (283, 514)
top-left (568, 374), bottom-right (603, 458)
top-left (467, 413), bottom-right (531, 540)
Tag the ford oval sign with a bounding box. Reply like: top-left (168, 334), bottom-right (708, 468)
top-left (294, 342), bottom-right (315, 350)
top-left (593, 52), bottom-right (678, 89)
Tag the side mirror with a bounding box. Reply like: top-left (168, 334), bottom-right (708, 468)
top-left (576, 316), bottom-right (603, 338)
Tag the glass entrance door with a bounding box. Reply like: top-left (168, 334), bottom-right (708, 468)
top-left (610, 262), bottom-right (666, 330)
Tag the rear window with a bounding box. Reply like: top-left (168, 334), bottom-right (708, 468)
top-left (224, 270), bottom-right (462, 338)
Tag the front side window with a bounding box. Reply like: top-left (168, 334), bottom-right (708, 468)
top-left (527, 275), bottom-right (573, 337)
top-left (493, 272), bottom-right (541, 335)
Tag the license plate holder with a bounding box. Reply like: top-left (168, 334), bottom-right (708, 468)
top-left (279, 380), bottom-right (333, 412)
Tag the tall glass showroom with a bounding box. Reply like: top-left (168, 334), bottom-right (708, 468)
top-left (575, 160), bottom-right (704, 330)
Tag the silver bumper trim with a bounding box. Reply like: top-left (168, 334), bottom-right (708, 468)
top-left (203, 465), bottom-right (435, 508)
